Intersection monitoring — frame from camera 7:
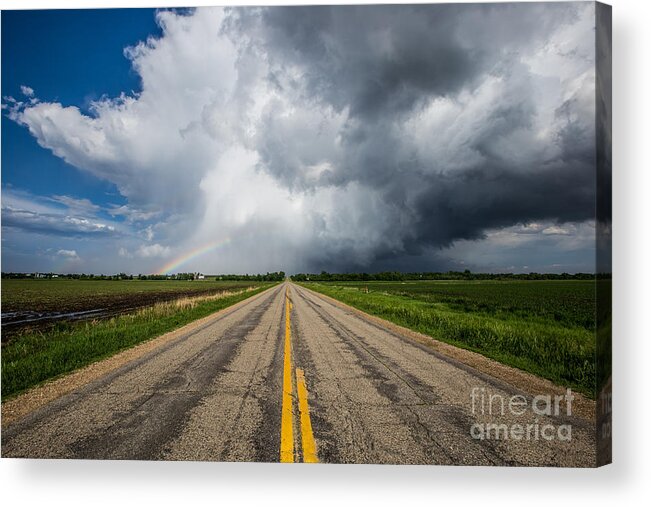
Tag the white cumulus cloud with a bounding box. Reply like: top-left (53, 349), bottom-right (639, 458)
top-left (136, 243), bottom-right (171, 258)
top-left (57, 249), bottom-right (79, 259)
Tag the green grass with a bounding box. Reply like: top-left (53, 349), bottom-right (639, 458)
top-left (301, 280), bottom-right (600, 397)
top-left (1, 284), bottom-right (274, 400)
top-left (596, 279), bottom-right (612, 390)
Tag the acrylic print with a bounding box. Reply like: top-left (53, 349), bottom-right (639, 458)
top-left (1, 3), bottom-right (611, 466)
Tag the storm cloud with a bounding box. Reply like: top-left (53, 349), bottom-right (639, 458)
top-left (3, 3), bottom-right (599, 274)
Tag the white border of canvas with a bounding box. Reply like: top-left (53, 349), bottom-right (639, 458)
top-left (0, 0), bottom-right (648, 505)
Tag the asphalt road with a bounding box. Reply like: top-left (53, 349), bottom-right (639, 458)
top-left (2, 282), bottom-right (596, 465)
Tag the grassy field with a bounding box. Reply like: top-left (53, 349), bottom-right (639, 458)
top-left (1, 282), bottom-right (274, 400)
top-left (300, 280), bottom-right (602, 397)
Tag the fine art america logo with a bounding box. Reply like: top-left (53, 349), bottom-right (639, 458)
top-left (469, 387), bottom-right (575, 442)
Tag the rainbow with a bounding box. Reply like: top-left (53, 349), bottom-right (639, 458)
top-left (157, 237), bottom-right (232, 275)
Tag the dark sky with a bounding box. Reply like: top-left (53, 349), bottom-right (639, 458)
top-left (2, 4), bottom-right (601, 274)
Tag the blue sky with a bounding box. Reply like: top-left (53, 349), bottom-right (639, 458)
top-left (1, 5), bottom-right (600, 275)
top-left (2, 9), bottom-right (158, 208)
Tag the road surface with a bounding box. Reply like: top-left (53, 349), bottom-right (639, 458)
top-left (2, 282), bottom-right (596, 465)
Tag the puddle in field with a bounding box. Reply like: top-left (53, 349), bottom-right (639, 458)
top-left (1, 308), bottom-right (108, 327)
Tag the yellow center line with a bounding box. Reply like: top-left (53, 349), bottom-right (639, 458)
top-left (296, 367), bottom-right (319, 463)
top-left (280, 287), bottom-right (294, 462)
top-left (279, 284), bottom-right (319, 463)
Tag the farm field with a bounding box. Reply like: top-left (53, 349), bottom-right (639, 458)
top-left (1, 280), bottom-right (275, 399)
top-left (1, 279), bottom-right (263, 336)
top-left (299, 280), bottom-right (603, 397)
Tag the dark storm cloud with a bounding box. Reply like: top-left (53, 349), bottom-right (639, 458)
top-left (243, 2), bottom-right (598, 270)
top-left (259, 5), bottom-right (480, 119)
top-left (255, 4), bottom-right (579, 119)
top-left (596, 2), bottom-right (612, 273)
top-left (410, 156), bottom-right (596, 248)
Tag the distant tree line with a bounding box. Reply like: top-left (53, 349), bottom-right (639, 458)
top-left (135, 273), bottom-right (202, 280)
top-left (0, 272), bottom-right (194, 280)
top-left (213, 272), bottom-right (286, 281)
top-left (2, 271), bottom-right (287, 281)
top-left (3, 270), bottom-right (610, 282)
top-left (2, 272), bottom-right (61, 279)
top-left (290, 270), bottom-right (610, 282)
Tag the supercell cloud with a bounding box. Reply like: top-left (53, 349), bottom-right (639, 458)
top-left (3, 3), bottom-right (599, 274)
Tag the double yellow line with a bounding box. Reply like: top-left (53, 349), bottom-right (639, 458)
top-left (280, 286), bottom-right (319, 463)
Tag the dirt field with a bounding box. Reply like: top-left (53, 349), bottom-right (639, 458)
top-left (1, 279), bottom-right (262, 339)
